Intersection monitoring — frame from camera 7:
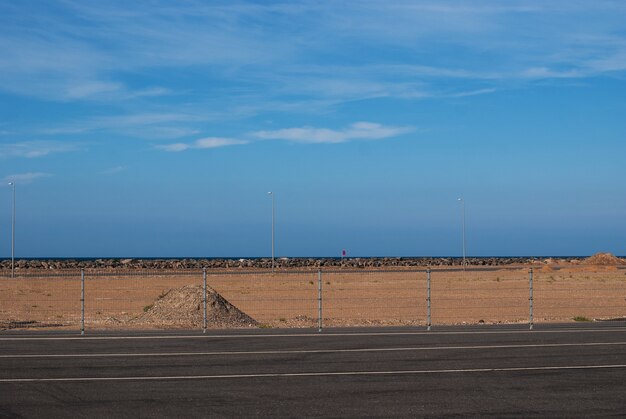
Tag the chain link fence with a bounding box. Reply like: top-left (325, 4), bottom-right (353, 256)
top-left (1, 266), bottom-right (625, 332)
top-left (429, 268), bottom-right (530, 326)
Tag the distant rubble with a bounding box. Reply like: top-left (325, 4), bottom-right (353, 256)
top-left (583, 252), bottom-right (625, 265)
top-left (133, 285), bottom-right (257, 329)
top-left (1, 255), bottom-right (623, 271)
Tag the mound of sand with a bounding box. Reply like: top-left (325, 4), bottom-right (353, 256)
top-left (133, 285), bottom-right (257, 328)
top-left (584, 252), bottom-right (625, 265)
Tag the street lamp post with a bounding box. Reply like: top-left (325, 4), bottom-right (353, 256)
top-left (267, 192), bottom-right (275, 272)
top-left (8, 182), bottom-right (15, 278)
top-left (458, 197), bottom-right (466, 270)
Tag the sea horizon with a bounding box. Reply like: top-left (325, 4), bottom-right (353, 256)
top-left (1, 254), bottom-right (622, 261)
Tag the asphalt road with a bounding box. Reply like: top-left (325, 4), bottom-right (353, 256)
top-left (1, 324), bottom-right (626, 418)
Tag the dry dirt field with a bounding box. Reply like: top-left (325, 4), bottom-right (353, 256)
top-left (1, 263), bottom-right (625, 331)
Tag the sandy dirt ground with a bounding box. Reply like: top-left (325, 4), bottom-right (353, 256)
top-left (1, 265), bottom-right (625, 330)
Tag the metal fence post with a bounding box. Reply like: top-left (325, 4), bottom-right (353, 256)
top-left (529, 268), bottom-right (534, 330)
top-left (426, 269), bottom-right (431, 331)
top-left (318, 269), bottom-right (322, 332)
top-left (203, 268), bottom-right (207, 334)
top-left (80, 269), bottom-right (85, 335)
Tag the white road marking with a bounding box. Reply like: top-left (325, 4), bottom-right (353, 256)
top-left (1, 327), bottom-right (625, 341)
top-left (1, 341), bottom-right (626, 359)
top-left (1, 364), bottom-right (625, 383)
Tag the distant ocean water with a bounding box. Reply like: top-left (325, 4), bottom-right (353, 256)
top-left (2, 255), bottom-right (622, 260)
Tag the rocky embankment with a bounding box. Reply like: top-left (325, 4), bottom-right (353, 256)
top-left (0, 256), bottom-right (594, 271)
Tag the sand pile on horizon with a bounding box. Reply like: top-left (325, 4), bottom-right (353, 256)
top-left (133, 285), bottom-right (257, 328)
top-left (584, 252), bottom-right (625, 265)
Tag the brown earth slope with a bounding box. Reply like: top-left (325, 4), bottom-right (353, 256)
top-left (133, 285), bottom-right (257, 328)
top-left (584, 252), bottom-right (625, 265)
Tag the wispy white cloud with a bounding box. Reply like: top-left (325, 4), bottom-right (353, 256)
top-left (2, 172), bottom-right (52, 184)
top-left (100, 166), bottom-right (126, 175)
top-left (157, 143), bottom-right (189, 152)
top-left (126, 87), bottom-right (173, 99)
top-left (253, 122), bottom-right (414, 144)
top-left (41, 112), bottom-right (205, 140)
top-left (65, 82), bottom-right (171, 101)
top-left (157, 137), bottom-right (248, 152)
top-left (65, 81), bottom-right (125, 99)
top-left (0, 141), bottom-right (78, 158)
top-left (0, 1), bottom-right (625, 146)
top-left (446, 88), bottom-right (497, 98)
top-left (2, 1), bottom-right (624, 105)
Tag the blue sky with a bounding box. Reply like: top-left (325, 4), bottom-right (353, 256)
top-left (1, 1), bottom-right (625, 257)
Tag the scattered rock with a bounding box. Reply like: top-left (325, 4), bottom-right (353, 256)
top-left (0, 256), bottom-right (616, 272)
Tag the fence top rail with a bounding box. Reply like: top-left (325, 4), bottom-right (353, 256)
top-left (316, 269), bottom-right (431, 274)
top-left (1, 264), bottom-right (622, 278)
top-left (206, 268), bottom-right (432, 276)
top-left (431, 267), bottom-right (532, 273)
top-left (82, 270), bottom-right (201, 278)
top-left (0, 272), bottom-right (82, 279)
top-left (0, 270), bottom-right (201, 279)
